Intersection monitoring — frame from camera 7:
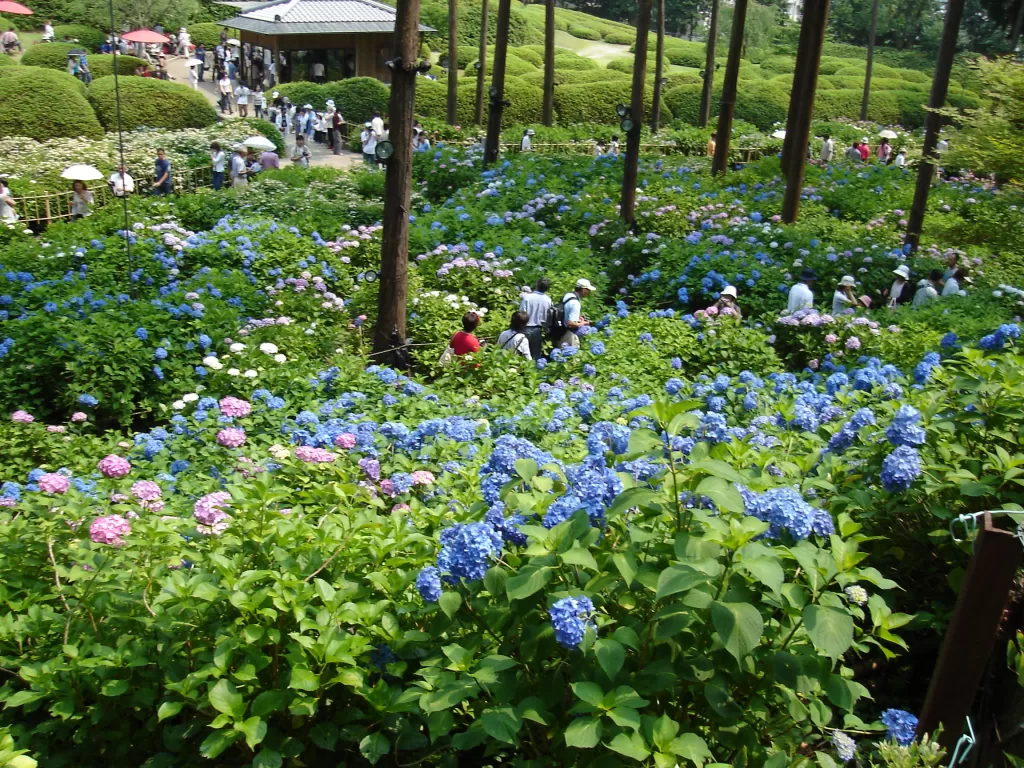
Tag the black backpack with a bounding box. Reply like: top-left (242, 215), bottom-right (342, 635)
top-left (546, 292), bottom-right (577, 340)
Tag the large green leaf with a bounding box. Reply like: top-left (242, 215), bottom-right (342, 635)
top-left (594, 638), bottom-right (625, 680)
top-left (235, 716), bottom-right (267, 749)
top-left (607, 731), bottom-right (651, 761)
top-left (670, 732), bottom-right (713, 764)
top-left (656, 565), bottom-right (708, 601)
top-left (252, 749), bottom-right (283, 768)
top-left (506, 566), bottom-right (553, 601)
top-left (199, 729), bottom-right (240, 759)
top-left (481, 706), bottom-right (522, 743)
top-left (695, 476), bottom-right (745, 514)
top-left (564, 716), bottom-right (603, 748)
top-left (803, 605), bottom-right (854, 660)
top-left (288, 665), bottom-right (320, 692)
top-left (571, 681), bottom-right (605, 707)
top-left (739, 557), bottom-right (785, 595)
top-left (420, 680), bottom-right (480, 713)
top-left (209, 678), bottom-right (245, 719)
top-left (359, 733), bottom-right (390, 765)
top-left (710, 601), bottom-right (764, 661)
top-left (439, 590), bottom-right (462, 619)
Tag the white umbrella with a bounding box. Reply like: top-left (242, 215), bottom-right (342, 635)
top-left (878, 129), bottom-right (898, 139)
top-left (185, 57), bottom-right (203, 67)
top-left (226, 38), bottom-right (240, 46)
top-left (243, 135), bottom-right (276, 150)
top-left (771, 129), bottom-right (786, 139)
top-left (60, 164), bottom-right (104, 181)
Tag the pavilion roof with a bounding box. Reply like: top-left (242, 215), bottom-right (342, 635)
top-left (225, 0), bottom-right (435, 35)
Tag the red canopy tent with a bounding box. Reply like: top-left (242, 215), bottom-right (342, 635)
top-left (120, 29), bottom-right (169, 44)
top-left (0, 1), bottom-right (33, 14)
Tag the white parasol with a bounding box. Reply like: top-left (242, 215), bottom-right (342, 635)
top-left (771, 129), bottom-right (786, 139)
top-left (60, 164), bottom-right (104, 181)
top-left (242, 135), bottom-right (276, 150)
top-left (878, 129), bottom-right (898, 139)
top-left (185, 57), bottom-right (203, 67)
top-left (226, 38), bottom-right (240, 46)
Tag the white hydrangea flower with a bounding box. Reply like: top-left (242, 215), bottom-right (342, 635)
top-left (172, 400), bottom-right (186, 410)
top-left (274, 354), bottom-right (287, 363)
top-left (230, 342), bottom-right (246, 353)
top-left (203, 356), bottom-right (223, 370)
top-left (243, 370), bottom-right (258, 378)
top-left (259, 343), bottom-right (278, 355)
top-left (182, 393), bottom-right (199, 403)
top-left (227, 368), bottom-right (241, 376)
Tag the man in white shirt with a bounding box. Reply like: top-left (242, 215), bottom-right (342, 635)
top-left (0, 178), bottom-right (17, 223)
top-left (218, 74), bottom-right (233, 115)
top-left (229, 145), bottom-right (248, 188)
top-left (371, 111), bottom-right (384, 138)
top-left (787, 269), bottom-right (816, 313)
top-left (518, 278), bottom-right (553, 360)
top-left (820, 134), bottom-right (834, 163)
top-left (521, 128), bottom-right (534, 152)
top-left (312, 60), bottom-right (325, 83)
top-left (557, 278), bottom-right (593, 349)
top-left (361, 123), bottom-right (377, 165)
top-left (894, 149), bottom-right (906, 168)
top-left (108, 166), bottom-right (135, 197)
top-left (42, 20), bottom-right (55, 42)
top-left (210, 142), bottom-right (226, 190)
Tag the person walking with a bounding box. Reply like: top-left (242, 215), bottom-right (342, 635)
top-left (877, 138), bottom-right (891, 163)
top-left (706, 132), bottom-right (717, 158)
top-left (858, 138), bottom-right (870, 162)
top-left (218, 73), bottom-right (234, 115)
top-left (195, 43), bottom-right (206, 81)
top-left (252, 84), bottom-right (266, 119)
top-left (361, 123), bottom-right (377, 164)
top-left (109, 165), bottom-right (134, 197)
top-left (259, 148), bottom-right (280, 171)
top-left (820, 134), bottom-right (834, 163)
top-left (371, 110), bottom-right (384, 138)
top-left (450, 312), bottom-right (483, 357)
top-left (893, 148), bottom-right (906, 168)
top-left (229, 145), bottom-right (248, 188)
top-left (0, 178), bottom-right (18, 224)
top-left (845, 141), bottom-right (862, 162)
top-left (41, 19), bottom-right (54, 42)
top-left (268, 91), bottom-right (281, 126)
top-left (188, 63), bottom-right (198, 89)
top-left (312, 59), bottom-right (325, 83)
top-left (70, 181), bottom-right (93, 219)
top-left (153, 149), bottom-right (172, 195)
top-left (519, 278), bottom-right (553, 360)
top-left (497, 311), bottom-right (532, 360)
top-left (291, 134), bottom-right (311, 168)
top-left (831, 275), bottom-right (858, 314)
top-left (332, 105), bottom-right (345, 155)
top-left (78, 55), bottom-right (92, 84)
top-left (557, 279), bottom-right (593, 349)
top-left (885, 264), bottom-right (913, 308)
top-left (787, 269), bottom-right (816, 313)
top-left (210, 142), bottom-right (226, 190)
top-left (234, 82), bottom-right (250, 117)
top-left (520, 128), bottom-right (534, 152)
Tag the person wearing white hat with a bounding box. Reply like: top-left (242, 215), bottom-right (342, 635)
top-left (832, 275), bottom-right (858, 315)
top-left (886, 264), bottom-right (912, 308)
top-left (268, 91), bottom-right (281, 126)
top-left (556, 279), bottom-right (594, 349)
top-left (713, 285), bottom-right (742, 319)
top-left (521, 128), bottom-right (535, 152)
top-left (361, 122), bottom-right (377, 164)
top-left (331, 104), bottom-right (345, 155)
top-left (858, 139), bottom-right (870, 162)
top-left (229, 145), bottom-right (248, 188)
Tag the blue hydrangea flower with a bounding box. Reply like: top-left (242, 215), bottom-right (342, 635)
top-left (77, 394), bottom-right (98, 406)
top-left (881, 446), bottom-right (921, 492)
top-left (885, 406), bottom-right (926, 447)
top-left (436, 522), bottom-right (503, 582)
top-left (549, 595), bottom-right (596, 649)
top-left (416, 565), bottom-right (443, 603)
top-left (881, 709), bottom-right (918, 746)
top-left (832, 731), bottom-right (856, 762)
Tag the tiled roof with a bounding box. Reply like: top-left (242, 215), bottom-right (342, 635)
top-left (226, 0), bottom-right (434, 34)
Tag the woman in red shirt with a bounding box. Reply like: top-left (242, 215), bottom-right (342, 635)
top-left (451, 312), bottom-right (482, 356)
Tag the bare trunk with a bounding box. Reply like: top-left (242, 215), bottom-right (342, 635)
top-left (543, 0), bottom-right (555, 126)
top-left (651, 0), bottom-right (665, 132)
top-left (711, 0), bottom-right (747, 175)
top-left (699, 0), bottom-right (720, 127)
top-left (860, 0), bottom-right (880, 121)
top-left (474, 0), bottom-right (488, 126)
top-left (483, 0), bottom-right (512, 166)
top-left (620, 0), bottom-right (653, 224)
top-left (447, 0), bottom-right (458, 124)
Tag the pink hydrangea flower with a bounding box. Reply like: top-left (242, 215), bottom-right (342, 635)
top-left (392, 503), bottom-right (411, 513)
top-left (194, 491), bottom-right (232, 526)
top-left (845, 336), bottom-right (862, 350)
top-left (379, 479), bottom-right (396, 497)
top-left (824, 334), bottom-right (839, 344)
top-left (295, 446), bottom-right (336, 463)
top-left (219, 397), bottom-right (252, 418)
top-left (90, 514), bottom-right (132, 545)
top-left (704, 306), bottom-right (719, 317)
top-left (131, 480), bottom-right (162, 502)
top-left (98, 455), bottom-right (132, 478)
top-left (47, 425), bottom-right (67, 433)
top-left (334, 433), bottom-right (357, 449)
top-left (39, 473), bottom-right (70, 494)
top-left (410, 470), bottom-right (435, 486)
top-left (70, 412), bottom-right (88, 423)
top-left (0, 498), bottom-right (16, 508)
top-left (217, 428), bottom-right (246, 448)
top-left (111, 493), bottom-right (130, 503)
top-left (12, 410), bottom-right (34, 423)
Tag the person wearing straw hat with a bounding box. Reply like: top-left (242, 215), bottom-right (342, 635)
top-left (787, 269), bottom-right (816, 313)
top-left (832, 275), bottom-right (858, 315)
top-left (521, 128), bottom-right (535, 152)
top-left (893, 148), bottom-right (906, 168)
top-left (229, 145), bottom-right (248, 188)
top-left (885, 264), bottom-right (913, 308)
top-left (713, 285), bottom-right (743, 319)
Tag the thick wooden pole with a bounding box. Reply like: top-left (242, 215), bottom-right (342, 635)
top-left (860, 0), bottom-right (880, 121)
top-left (542, 0), bottom-right (555, 126)
top-left (711, 0), bottom-right (747, 175)
top-left (698, 0), bottom-right (719, 127)
top-left (904, 0), bottom-right (966, 250)
top-left (483, 0), bottom-right (511, 166)
top-left (621, 0), bottom-right (653, 225)
top-left (917, 514), bottom-right (1022, 754)
top-left (781, 2), bottom-right (815, 175)
top-left (447, 0), bottom-right (458, 124)
top-left (782, 0), bottom-right (829, 223)
top-left (474, 0), bottom-right (488, 126)
top-left (373, 0), bottom-right (421, 358)
top-left (1010, 0), bottom-right (1024, 52)
top-left (651, 0), bottom-right (666, 132)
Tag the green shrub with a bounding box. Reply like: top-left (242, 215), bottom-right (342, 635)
top-left (818, 57), bottom-right (846, 76)
top-left (896, 67), bottom-right (929, 83)
top-left (186, 22), bottom-right (232, 48)
top-left (553, 52), bottom-right (598, 71)
top-left (604, 30), bottom-right (634, 45)
top-left (275, 81), bottom-right (327, 110)
top-left (833, 65), bottom-right (866, 77)
top-left (20, 42), bottom-right (79, 70)
top-left (821, 41), bottom-right (866, 59)
top-left (568, 23), bottom-right (601, 40)
top-left (509, 46), bottom-right (542, 67)
top-left (457, 76), bottom-right (545, 127)
top-left (323, 77), bottom-right (390, 124)
top-left (735, 83), bottom-right (789, 130)
top-left (895, 90), bottom-right (927, 128)
top-left (553, 79), bottom-right (671, 124)
top-left (52, 24), bottom-right (106, 51)
top-left (0, 53), bottom-right (15, 67)
top-left (606, 55), bottom-right (670, 74)
top-left (87, 54), bottom-right (147, 77)
top-left (864, 90), bottom-right (901, 124)
top-left (88, 76), bottom-right (217, 131)
top-left (658, 39), bottom-right (706, 68)
top-left (759, 54), bottom-right (795, 73)
top-left (812, 88), bottom-right (862, 121)
top-left (665, 72), bottom-right (701, 87)
top-left (0, 68), bottom-right (102, 140)
top-left (519, 68), bottom-right (629, 88)
top-left (414, 77), bottom-right (447, 120)
top-left (420, 40), bottom-right (431, 58)
top-left (467, 54), bottom-right (536, 77)
top-left (235, 117), bottom-right (286, 154)
top-left (664, 83), bottom-right (718, 124)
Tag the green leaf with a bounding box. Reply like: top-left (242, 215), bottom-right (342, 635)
top-left (612, 551), bottom-right (638, 586)
top-left (359, 733), bottom-right (390, 765)
top-left (594, 638), bottom-right (625, 680)
top-left (157, 701), bottom-right (183, 722)
top-left (420, 680), bottom-right (480, 713)
top-left (652, 714), bottom-right (680, 751)
top-left (670, 732), bottom-right (713, 763)
top-left (710, 601), bottom-right (764, 661)
top-left (514, 458), bottom-right (538, 481)
top-left (656, 565), bottom-right (708, 601)
top-left (606, 705), bottom-right (642, 731)
top-left (235, 716), bottom-right (267, 749)
top-left (627, 428), bottom-right (664, 455)
top-left (561, 547), bottom-right (599, 570)
top-left (101, 679), bottom-right (130, 697)
top-left (481, 707), bottom-right (522, 743)
top-left (288, 665), bottom-right (320, 691)
top-left (199, 729), bottom-right (240, 759)
top-left (252, 749), bottom-right (283, 768)
top-left (251, 690), bottom-right (288, 718)
top-left (428, 710), bottom-right (455, 743)
top-left (613, 626), bottom-right (642, 650)
top-left (439, 590), bottom-right (462, 619)
top-left (484, 567), bottom-right (508, 596)
top-left (506, 566), bottom-right (553, 601)
top-left (607, 731), bottom-right (651, 761)
top-left (208, 679), bottom-right (245, 719)
top-left (571, 681), bottom-right (605, 707)
top-left (5, 691), bottom-right (45, 708)
top-left (314, 578), bottom-right (336, 603)
top-left (804, 605), bottom-right (854, 660)
top-left (564, 716), bottom-right (603, 748)
top-left (695, 476), bottom-right (745, 514)
top-left (739, 557), bottom-right (785, 595)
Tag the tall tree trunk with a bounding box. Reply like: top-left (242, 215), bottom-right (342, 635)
top-left (905, 0), bottom-right (967, 250)
top-left (447, 0), bottom-right (458, 124)
top-left (651, 0), bottom-right (666, 132)
top-left (483, 0), bottom-right (511, 166)
top-left (860, 0), bottom-right (880, 121)
top-left (711, 0), bottom-right (747, 174)
top-left (1010, 0), bottom-right (1024, 51)
top-left (373, 0), bottom-right (421, 360)
top-left (782, 0), bottom-right (830, 223)
top-left (543, 0), bottom-right (555, 126)
top-left (782, 1), bottom-right (815, 175)
top-left (474, 0), bottom-right (488, 126)
top-left (699, 0), bottom-right (720, 127)
top-left (621, 0), bottom-right (653, 224)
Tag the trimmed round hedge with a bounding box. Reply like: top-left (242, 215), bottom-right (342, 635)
top-left (52, 24), bottom-right (106, 51)
top-left (20, 43), bottom-right (80, 70)
top-left (87, 54), bottom-right (148, 77)
top-left (276, 77), bottom-right (390, 124)
top-left (553, 79), bottom-right (672, 125)
top-left (468, 55), bottom-right (536, 77)
top-left (606, 55), bottom-right (670, 74)
top-left (553, 53), bottom-right (598, 71)
top-left (456, 76), bottom-right (545, 127)
top-left (568, 24), bottom-right (601, 40)
top-left (509, 46), bottom-right (542, 67)
top-left (604, 30), bottom-right (634, 45)
top-left (187, 22), bottom-right (230, 48)
top-left (88, 76), bottom-right (217, 131)
top-left (519, 68), bottom-right (629, 88)
top-left (0, 67), bottom-right (103, 140)
top-left (0, 53), bottom-right (16, 67)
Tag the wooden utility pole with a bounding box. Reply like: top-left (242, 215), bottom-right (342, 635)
top-left (711, 0), bottom-right (747, 175)
top-left (782, 0), bottom-right (829, 223)
top-left (620, 0), bottom-right (653, 224)
top-left (483, 0), bottom-right (511, 165)
top-left (1010, 0), bottom-right (1024, 52)
top-left (904, 0), bottom-right (967, 250)
top-left (373, 0), bottom-right (421, 359)
top-left (698, 0), bottom-right (719, 127)
top-left (447, 0), bottom-right (458, 124)
top-left (916, 514), bottom-right (1022, 754)
top-left (474, 0), bottom-right (489, 126)
top-left (542, 0), bottom-right (555, 126)
top-left (860, 0), bottom-right (880, 121)
top-left (781, 2), bottom-right (815, 175)
top-left (651, 0), bottom-right (666, 132)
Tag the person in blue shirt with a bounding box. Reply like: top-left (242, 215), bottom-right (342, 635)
top-left (556, 278), bottom-right (593, 348)
top-left (153, 149), bottom-right (172, 195)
